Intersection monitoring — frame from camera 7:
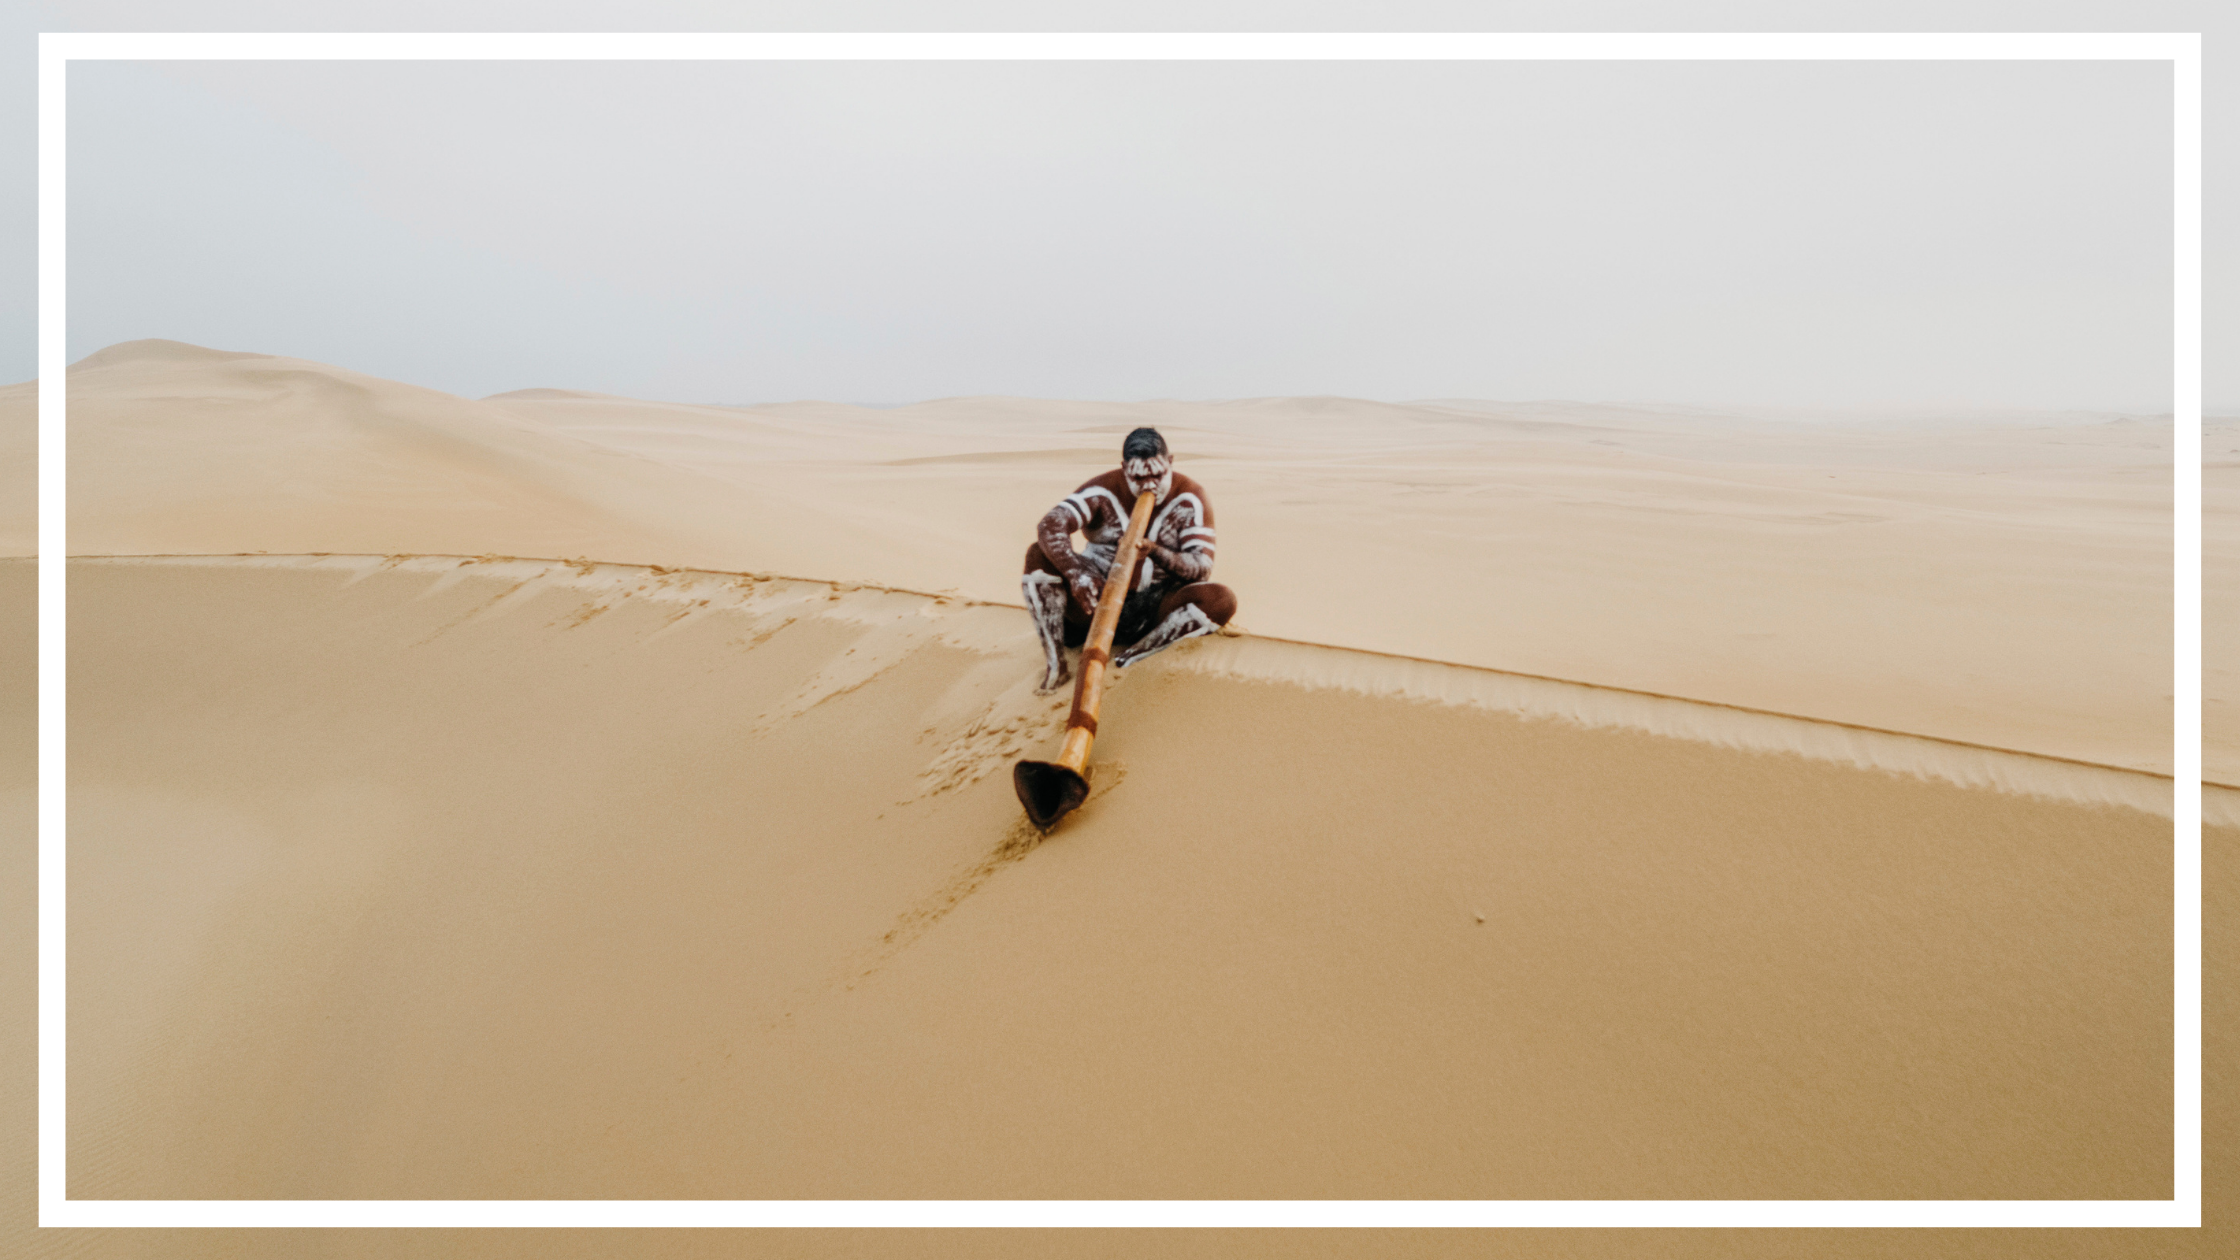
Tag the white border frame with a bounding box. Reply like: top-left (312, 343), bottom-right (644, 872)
top-left (35, 30), bottom-right (2203, 1230)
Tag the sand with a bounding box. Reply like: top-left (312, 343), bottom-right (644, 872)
top-left (60, 554), bottom-right (2174, 1200)
top-left (3, 341), bottom-right (2219, 1252)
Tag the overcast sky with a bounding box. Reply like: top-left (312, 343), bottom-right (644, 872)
top-left (54, 46), bottom-right (2178, 410)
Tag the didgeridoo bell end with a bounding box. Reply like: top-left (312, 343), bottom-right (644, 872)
top-left (1013, 760), bottom-right (1090, 830)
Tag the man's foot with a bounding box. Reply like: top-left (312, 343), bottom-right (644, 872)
top-left (1112, 604), bottom-right (1218, 669)
top-left (1037, 661), bottom-right (1072, 695)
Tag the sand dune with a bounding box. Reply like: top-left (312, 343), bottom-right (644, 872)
top-left (39, 556), bottom-right (2240, 1246)
top-left (62, 553), bottom-right (2174, 1201)
top-left (25, 340), bottom-right (2181, 775)
top-left (15, 340), bottom-right (2208, 1242)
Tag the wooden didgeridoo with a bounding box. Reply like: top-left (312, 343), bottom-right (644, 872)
top-left (1013, 487), bottom-right (1157, 829)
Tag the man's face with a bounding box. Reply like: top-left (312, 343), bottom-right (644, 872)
top-left (1123, 454), bottom-right (1173, 501)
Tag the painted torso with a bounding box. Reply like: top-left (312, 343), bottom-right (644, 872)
top-left (1053, 468), bottom-right (1218, 590)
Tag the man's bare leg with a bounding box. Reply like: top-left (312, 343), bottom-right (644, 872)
top-left (1023, 571), bottom-right (1073, 693)
top-left (1112, 602), bottom-right (1217, 669)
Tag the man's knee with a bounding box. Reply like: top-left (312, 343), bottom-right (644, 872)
top-left (1197, 584), bottom-right (1237, 626)
top-left (1023, 541), bottom-right (1062, 576)
top-left (1173, 583), bottom-right (1236, 626)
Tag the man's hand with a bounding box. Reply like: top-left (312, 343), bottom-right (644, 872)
top-left (1067, 569), bottom-right (1102, 618)
top-left (1143, 542), bottom-right (1209, 584)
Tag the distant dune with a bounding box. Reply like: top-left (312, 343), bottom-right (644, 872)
top-left (480, 387), bottom-right (623, 402)
top-left (67, 337), bottom-right (273, 371)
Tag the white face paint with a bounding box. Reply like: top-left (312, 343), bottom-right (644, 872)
top-left (1123, 455), bottom-right (1173, 503)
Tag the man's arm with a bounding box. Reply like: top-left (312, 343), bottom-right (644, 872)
top-left (1038, 505), bottom-right (1103, 616)
top-left (1143, 541), bottom-right (1212, 584)
top-left (1146, 490), bottom-right (1216, 584)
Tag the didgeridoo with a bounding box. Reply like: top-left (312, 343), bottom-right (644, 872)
top-left (1012, 487), bottom-right (1156, 829)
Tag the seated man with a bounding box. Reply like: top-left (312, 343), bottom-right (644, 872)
top-left (1021, 426), bottom-right (1238, 693)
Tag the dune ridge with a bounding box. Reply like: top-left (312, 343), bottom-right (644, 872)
top-left (73, 553), bottom-right (2181, 821)
top-left (24, 341), bottom-right (2181, 775)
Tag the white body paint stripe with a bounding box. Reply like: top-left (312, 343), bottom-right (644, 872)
top-left (1068, 486), bottom-right (1125, 528)
top-left (1059, 484), bottom-right (1214, 588)
top-left (1149, 491), bottom-right (1205, 543)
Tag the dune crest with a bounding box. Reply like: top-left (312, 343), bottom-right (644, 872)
top-left (97, 551), bottom-right (2181, 817)
top-left (67, 337), bottom-right (273, 371)
top-left (480, 387), bottom-right (618, 401)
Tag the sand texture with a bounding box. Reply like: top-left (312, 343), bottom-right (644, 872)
top-left (35, 572), bottom-right (2228, 1255)
top-left (30, 340), bottom-right (2180, 775)
top-left (62, 554), bottom-right (2173, 1200)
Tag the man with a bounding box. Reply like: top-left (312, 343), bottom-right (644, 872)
top-left (1022, 427), bottom-right (1238, 693)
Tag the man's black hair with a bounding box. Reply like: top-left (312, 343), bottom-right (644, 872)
top-left (1122, 427), bottom-right (1169, 462)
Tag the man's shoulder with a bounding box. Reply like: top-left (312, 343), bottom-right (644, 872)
top-left (1050, 471), bottom-right (1129, 523)
top-left (1163, 473), bottom-right (1214, 524)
